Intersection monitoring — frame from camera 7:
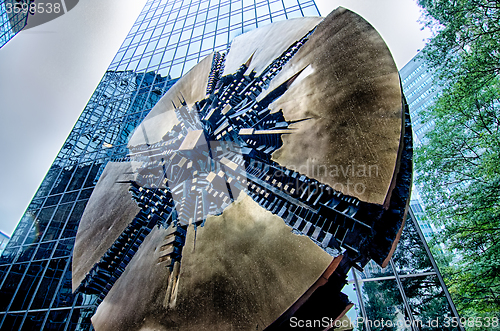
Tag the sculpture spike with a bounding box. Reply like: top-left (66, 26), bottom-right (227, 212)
top-left (245, 50), bottom-right (256, 69)
top-left (179, 93), bottom-right (187, 106)
top-left (285, 65), bottom-right (308, 88)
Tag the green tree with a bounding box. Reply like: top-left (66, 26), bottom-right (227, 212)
top-left (415, 0), bottom-right (500, 323)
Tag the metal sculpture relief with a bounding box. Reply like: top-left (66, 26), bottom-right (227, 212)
top-left (72, 8), bottom-right (413, 331)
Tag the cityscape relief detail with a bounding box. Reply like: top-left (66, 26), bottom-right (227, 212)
top-left (72, 8), bottom-right (413, 331)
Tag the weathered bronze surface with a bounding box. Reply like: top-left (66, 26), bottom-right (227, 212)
top-left (72, 7), bottom-right (412, 331)
top-left (128, 53), bottom-right (215, 147)
top-left (91, 193), bottom-right (335, 331)
top-left (72, 162), bottom-right (140, 290)
top-left (267, 8), bottom-right (403, 206)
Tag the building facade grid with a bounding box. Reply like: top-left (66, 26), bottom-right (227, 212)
top-left (400, 54), bottom-right (443, 241)
top-left (0, 0), bottom-right (30, 48)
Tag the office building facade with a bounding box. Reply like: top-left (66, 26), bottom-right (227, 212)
top-left (0, 231), bottom-right (9, 255)
top-left (400, 53), bottom-right (443, 241)
top-left (0, 0), bottom-right (320, 329)
top-left (0, 0), bottom-right (30, 48)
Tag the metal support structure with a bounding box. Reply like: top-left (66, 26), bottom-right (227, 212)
top-left (408, 208), bottom-right (465, 331)
top-left (353, 271), bottom-right (437, 283)
top-left (390, 259), bottom-right (419, 331)
top-left (348, 207), bottom-right (465, 331)
top-left (352, 269), bottom-right (371, 331)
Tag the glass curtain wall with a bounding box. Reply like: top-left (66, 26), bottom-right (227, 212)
top-left (0, 0), bottom-right (30, 48)
top-left (0, 0), bottom-right (320, 330)
top-left (399, 54), bottom-right (444, 242)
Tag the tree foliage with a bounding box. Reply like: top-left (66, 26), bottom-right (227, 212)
top-left (415, 0), bottom-right (500, 322)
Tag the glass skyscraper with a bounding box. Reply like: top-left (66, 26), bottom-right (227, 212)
top-left (0, 0), bottom-right (320, 329)
top-left (0, 231), bottom-right (9, 255)
top-left (0, 0), bottom-right (30, 48)
top-left (400, 53), bottom-right (444, 242)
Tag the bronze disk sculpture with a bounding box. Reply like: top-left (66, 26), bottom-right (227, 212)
top-left (72, 7), bottom-right (412, 331)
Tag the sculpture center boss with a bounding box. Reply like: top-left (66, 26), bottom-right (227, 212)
top-left (72, 8), bottom-right (413, 331)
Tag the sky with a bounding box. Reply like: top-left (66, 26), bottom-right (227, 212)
top-left (0, 0), bottom-right (432, 236)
